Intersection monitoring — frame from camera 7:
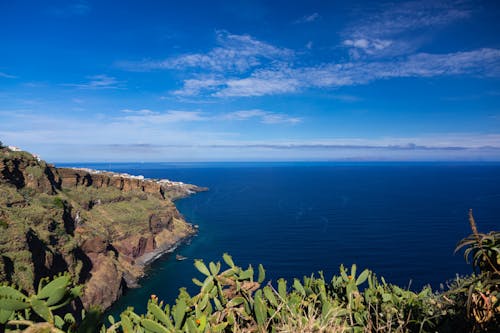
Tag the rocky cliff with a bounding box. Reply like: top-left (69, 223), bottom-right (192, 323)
top-left (0, 147), bottom-right (206, 310)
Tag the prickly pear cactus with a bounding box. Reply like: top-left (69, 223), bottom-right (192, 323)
top-left (0, 273), bottom-right (82, 332)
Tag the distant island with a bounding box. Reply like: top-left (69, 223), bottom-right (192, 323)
top-left (0, 144), bottom-right (207, 310)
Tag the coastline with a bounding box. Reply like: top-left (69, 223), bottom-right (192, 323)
top-left (60, 166), bottom-right (207, 309)
top-left (135, 225), bottom-right (198, 267)
top-left (0, 146), bottom-right (209, 312)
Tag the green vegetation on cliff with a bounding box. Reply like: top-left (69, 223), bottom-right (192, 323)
top-left (0, 147), bottom-right (200, 312)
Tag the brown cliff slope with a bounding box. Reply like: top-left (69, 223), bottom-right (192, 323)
top-left (0, 146), bottom-right (206, 310)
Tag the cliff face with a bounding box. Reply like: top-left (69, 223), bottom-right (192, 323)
top-left (0, 147), bottom-right (206, 310)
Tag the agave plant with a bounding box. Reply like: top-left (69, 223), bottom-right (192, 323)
top-left (453, 209), bottom-right (500, 331)
top-left (455, 209), bottom-right (500, 274)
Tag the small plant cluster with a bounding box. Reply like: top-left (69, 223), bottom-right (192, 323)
top-left (0, 212), bottom-right (498, 332)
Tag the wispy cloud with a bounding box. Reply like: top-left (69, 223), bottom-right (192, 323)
top-left (119, 108), bottom-right (301, 125)
top-left (294, 12), bottom-right (321, 24)
top-left (172, 77), bottom-right (224, 96)
top-left (120, 109), bottom-right (208, 123)
top-left (299, 48), bottom-right (500, 87)
top-left (171, 48), bottom-right (500, 97)
top-left (118, 30), bottom-right (293, 74)
top-left (225, 109), bottom-right (302, 124)
top-left (213, 70), bottom-right (301, 97)
top-left (117, 4), bottom-right (498, 99)
top-left (63, 75), bottom-right (125, 89)
top-left (342, 0), bottom-right (473, 58)
top-left (0, 72), bottom-right (17, 79)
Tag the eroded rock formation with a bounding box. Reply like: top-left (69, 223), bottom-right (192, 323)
top-left (0, 147), bottom-right (206, 310)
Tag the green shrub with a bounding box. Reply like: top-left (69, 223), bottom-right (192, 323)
top-left (25, 165), bottom-right (44, 180)
top-left (53, 197), bottom-right (65, 209)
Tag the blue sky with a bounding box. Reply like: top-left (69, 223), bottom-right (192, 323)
top-left (1, 0), bottom-right (500, 162)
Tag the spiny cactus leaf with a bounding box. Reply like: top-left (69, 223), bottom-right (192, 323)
top-left (356, 269), bottom-right (370, 286)
top-left (213, 297), bottom-right (223, 311)
top-left (0, 309), bottom-right (13, 324)
top-left (197, 315), bottom-right (207, 331)
top-left (293, 279), bottom-right (306, 297)
top-left (254, 294), bottom-right (267, 326)
top-left (194, 260), bottom-right (211, 277)
top-left (346, 283), bottom-right (354, 301)
top-left (263, 286), bottom-right (278, 307)
top-left (141, 318), bottom-right (169, 333)
top-left (64, 312), bottom-right (76, 324)
top-left (209, 261), bottom-right (220, 276)
top-left (351, 264), bottom-right (357, 278)
top-left (185, 317), bottom-right (198, 332)
top-left (258, 264), bottom-right (265, 284)
top-left (31, 298), bottom-right (53, 323)
top-left (201, 276), bottom-right (214, 294)
top-left (278, 279), bottom-right (287, 299)
top-left (147, 301), bottom-right (171, 328)
top-left (46, 286), bottom-right (67, 307)
top-left (211, 322), bottom-right (228, 332)
top-left (38, 275), bottom-right (70, 299)
top-left (192, 278), bottom-right (204, 287)
top-left (173, 299), bottom-right (186, 329)
top-left (0, 297), bottom-right (30, 311)
top-left (55, 314), bottom-right (65, 328)
top-left (198, 294), bottom-right (209, 311)
top-left (209, 286), bottom-right (217, 298)
top-left (222, 253), bottom-right (235, 268)
top-left (128, 310), bottom-right (142, 323)
top-left (239, 266), bottom-right (254, 281)
top-left (120, 314), bottom-right (134, 333)
top-left (0, 285), bottom-right (27, 300)
top-left (227, 296), bottom-right (245, 308)
top-left (70, 285), bottom-right (83, 298)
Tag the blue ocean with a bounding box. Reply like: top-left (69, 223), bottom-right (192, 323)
top-left (57, 162), bottom-right (500, 315)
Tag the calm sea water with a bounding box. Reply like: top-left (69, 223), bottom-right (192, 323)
top-left (57, 162), bottom-right (500, 316)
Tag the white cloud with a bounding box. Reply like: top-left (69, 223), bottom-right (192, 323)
top-left (172, 78), bottom-right (223, 96)
top-left (225, 109), bottom-right (302, 124)
top-left (118, 30), bottom-right (293, 74)
top-left (118, 27), bottom-right (500, 98)
top-left (294, 12), bottom-right (321, 24)
top-left (120, 110), bottom-right (208, 123)
top-left (342, 0), bottom-right (473, 57)
top-left (343, 38), bottom-right (393, 57)
top-left (213, 75), bottom-right (300, 97)
top-left (63, 74), bottom-right (125, 89)
top-left (225, 109), bottom-right (267, 120)
top-left (181, 48), bottom-right (500, 97)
